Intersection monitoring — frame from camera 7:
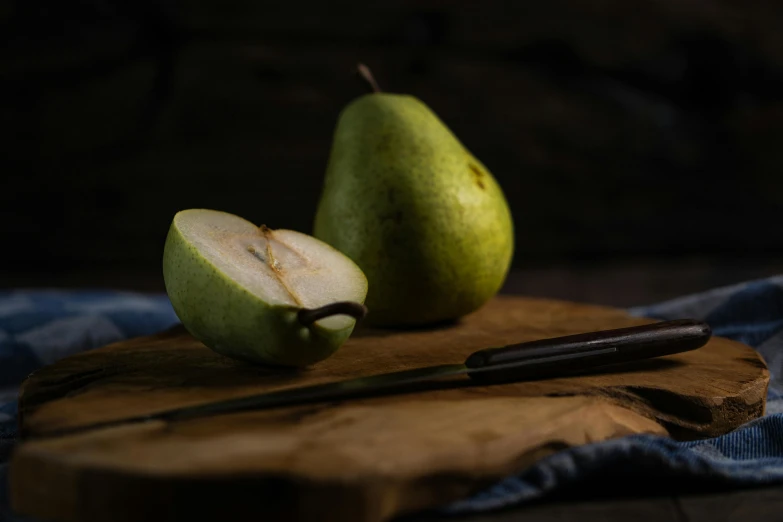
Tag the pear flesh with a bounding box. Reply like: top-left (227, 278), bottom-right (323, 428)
top-left (163, 209), bottom-right (368, 366)
top-left (314, 92), bottom-right (514, 327)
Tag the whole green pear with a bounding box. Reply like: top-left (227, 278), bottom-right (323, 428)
top-left (313, 67), bottom-right (514, 327)
top-left (163, 209), bottom-right (368, 366)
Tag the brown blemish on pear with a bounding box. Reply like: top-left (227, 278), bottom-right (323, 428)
top-left (469, 163), bottom-right (485, 190)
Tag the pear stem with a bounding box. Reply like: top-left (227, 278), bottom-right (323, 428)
top-left (356, 63), bottom-right (382, 93)
top-left (297, 301), bottom-right (368, 327)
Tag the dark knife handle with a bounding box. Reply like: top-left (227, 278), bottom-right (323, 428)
top-left (464, 319), bottom-right (711, 383)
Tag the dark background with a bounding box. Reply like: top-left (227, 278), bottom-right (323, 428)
top-left (3, 0), bottom-right (783, 306)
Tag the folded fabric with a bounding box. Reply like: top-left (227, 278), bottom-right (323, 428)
top-left (1, 279), bottom-right (782, 521)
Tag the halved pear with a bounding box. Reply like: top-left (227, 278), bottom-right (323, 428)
top-left (162, 209), bottom-right (368, 367)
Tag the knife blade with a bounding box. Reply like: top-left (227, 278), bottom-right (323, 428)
top-left (29, 318), bottom-right (711, 440)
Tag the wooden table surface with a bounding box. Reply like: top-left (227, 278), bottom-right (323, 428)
top-left (406, 484), bottom-right (783, 522)
top-left (4, 262), bottom-right (782, 521)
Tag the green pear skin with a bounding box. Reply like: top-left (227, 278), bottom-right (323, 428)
top-left (313, 93), bottom-right (514, 327)
top-left (163, 210), bottom-right (367, 367)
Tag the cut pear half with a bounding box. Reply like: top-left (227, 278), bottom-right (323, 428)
top-left (162, 209), bottom-right (368, 367)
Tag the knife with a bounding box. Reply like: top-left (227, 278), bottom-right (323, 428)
top-left (29, 319), bottom-right (710, 440)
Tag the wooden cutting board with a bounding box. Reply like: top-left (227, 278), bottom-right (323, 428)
top-left (9, 295), bottom-right (769, 522)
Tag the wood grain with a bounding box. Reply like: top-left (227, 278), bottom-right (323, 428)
top-left (9, 295), bottom-right (769, 522)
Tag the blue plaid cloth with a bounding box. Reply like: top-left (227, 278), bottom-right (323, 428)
top-left (1, 279), bottom-right (783, 520)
